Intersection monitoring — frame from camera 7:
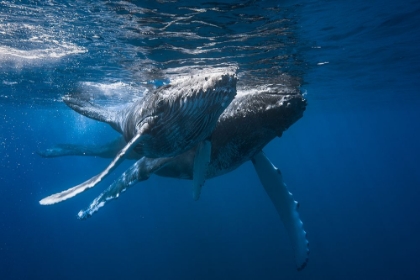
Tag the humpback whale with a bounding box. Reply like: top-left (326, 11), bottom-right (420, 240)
top-left (38, 83), bottom-right (309, 270)
top-left (39, 71), bottom-right (237, 205)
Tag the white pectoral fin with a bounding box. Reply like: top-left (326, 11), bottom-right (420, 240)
top-left (252, 151), bottom-right (309, 271)
top-left (78, 157), bottom-right (173, 220)
top-left (39, 133), bottom-right (143, 205)
top-left (192, 140), bottom-right (211, 200)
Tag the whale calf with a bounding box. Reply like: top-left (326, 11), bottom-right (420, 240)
top-left (39, 71), bottom-right (236, 205)
top-left (39, 83), bottom-right (309, 270)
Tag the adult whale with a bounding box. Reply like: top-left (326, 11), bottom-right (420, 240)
top-left (39, 83), bottom-right (309, 270)
top-left (39, 71), bottom-right (237, 205)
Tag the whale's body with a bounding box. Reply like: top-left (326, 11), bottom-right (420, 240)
top-left (38, 74), bottom-right (309, 270)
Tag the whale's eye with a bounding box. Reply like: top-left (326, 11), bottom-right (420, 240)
top-left (156, 99), bottom-right (165, 112)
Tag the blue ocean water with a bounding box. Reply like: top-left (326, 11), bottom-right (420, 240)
top-left (1, 0), bottom-right (420, 279)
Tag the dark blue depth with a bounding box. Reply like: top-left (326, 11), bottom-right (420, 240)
top-left (1, 0), bottom-right (420, 280)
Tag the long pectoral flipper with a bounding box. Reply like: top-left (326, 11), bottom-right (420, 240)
top-left (78, 157), bottom-right (173, 219)
top-left (192, 140), bottom-right (211, 201)
top-left (39, 133), bottom-right (143, 205)
top-left (252, 151), bottom-right (309, 271)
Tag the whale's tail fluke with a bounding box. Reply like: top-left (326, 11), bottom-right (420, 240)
top-left (63, 95), bottom-right (123, 133)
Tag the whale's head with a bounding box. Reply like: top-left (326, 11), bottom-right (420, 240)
top-left (207, 84), bottom-right (306, 169)
top-left (219, 86), bottom-right (306, 137)
top-left (126, 70), bottom-right (237, 158)
top-left (258, 91), bottom-right (307, 137)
